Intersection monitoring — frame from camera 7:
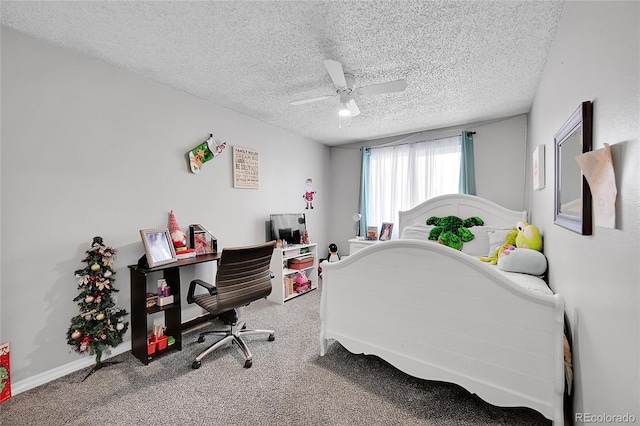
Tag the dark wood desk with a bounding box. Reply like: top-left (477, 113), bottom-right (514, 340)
top-left (128, 253), bottom-right (221, 365)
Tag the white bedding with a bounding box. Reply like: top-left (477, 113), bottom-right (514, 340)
top-left (485, 263), bottom-right (552, 295)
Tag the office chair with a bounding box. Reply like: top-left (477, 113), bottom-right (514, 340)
top-left (187, 241), bottom-right (276, 369)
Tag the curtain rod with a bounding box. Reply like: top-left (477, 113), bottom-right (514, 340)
top-left (366, 130), bottom-right (476, 150)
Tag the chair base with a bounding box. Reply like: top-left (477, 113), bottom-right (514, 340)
top-left (191, 320), bottom-right (275, 369)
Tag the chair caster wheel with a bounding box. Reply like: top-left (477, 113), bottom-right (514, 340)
top-left (244, 359), bottom-right (252, 368)
top-left (192, 361), bottom-right (201, 369)
top-left (197, 336), bottom-right (205, 343)
top-left (268, 334), bottom-right (275, 341)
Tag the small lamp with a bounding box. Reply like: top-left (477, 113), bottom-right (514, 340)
top-left (352, 213), bottom-right (362, 238)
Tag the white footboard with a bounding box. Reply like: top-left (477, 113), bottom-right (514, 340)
top-left (320, 240), bottom-right (565, 424)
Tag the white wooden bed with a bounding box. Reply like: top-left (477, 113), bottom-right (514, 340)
top-left (320, 194), bottom-right (565, 424)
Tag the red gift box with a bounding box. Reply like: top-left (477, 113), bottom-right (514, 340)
top-left (0, 343), bottom-right (11, 404)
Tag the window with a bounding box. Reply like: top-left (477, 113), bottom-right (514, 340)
top-left (363, 135), bottom-right (462, 238)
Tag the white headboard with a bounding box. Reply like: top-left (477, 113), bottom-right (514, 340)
top-left (398, 194), bottom-right (527, 233)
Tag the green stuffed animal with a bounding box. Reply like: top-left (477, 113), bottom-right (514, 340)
top-left (426, 215), bottom-right (484, 250)
top-left (515, 221), bottom-right (543, 251)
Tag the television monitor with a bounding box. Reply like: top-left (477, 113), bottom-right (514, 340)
top-left (270, 213), bottom-right (306, 245)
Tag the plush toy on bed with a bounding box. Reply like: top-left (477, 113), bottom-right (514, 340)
top-left (478, 228), bottom-right (518, 264)
top-left (515, 221), bottom-right (543, 251)
top-left (426, 215), bottom-right (484, 251)
top-left (479, 221), bottom-right (544, 271)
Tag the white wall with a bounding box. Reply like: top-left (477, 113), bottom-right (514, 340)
top-left (1, 27), bottom-right (330, 385)
top-left (328, 114), bottom-right (529, 252)
top-left (528, 1), bottom-right (639, 419)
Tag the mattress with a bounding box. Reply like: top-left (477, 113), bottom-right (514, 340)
top-left (484, 263), bottom-right (553, 296)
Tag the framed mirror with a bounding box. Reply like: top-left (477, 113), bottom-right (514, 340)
top-left (554, 101), bottom-right (593, 235)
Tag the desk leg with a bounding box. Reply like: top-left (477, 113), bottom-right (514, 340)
top-left (130, 268), bottom-right (149, 365)
top-left (163, 267), bottom-right (182, 350)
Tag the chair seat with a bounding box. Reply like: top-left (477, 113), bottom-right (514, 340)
top-left (186, 241), bottom-right (276, 369)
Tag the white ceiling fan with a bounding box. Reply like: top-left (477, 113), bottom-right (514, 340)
top-left (291, 59), bottom-right (407, 123)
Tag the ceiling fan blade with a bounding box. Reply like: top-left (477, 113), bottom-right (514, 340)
top-left (358, 79), bottom-right (407, 96)
top-left (290, 95), bottom-right (333, 105)
top-left (348, 99), bottom-right (360, 117)
top-left (323, 59), bottom-right (347, 88)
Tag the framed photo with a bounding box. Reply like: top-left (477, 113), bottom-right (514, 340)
top-left (379, 222), bottom-right (394, 241)
top-left (366, 225), bottom-right (378, 241)
top-left (140, 228), bottom-right (177, 268)
top-left (533, 144), bottom-right (545, 191)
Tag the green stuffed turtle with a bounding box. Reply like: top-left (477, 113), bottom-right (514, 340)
top-left (426, 215), bottom-right (484, 250)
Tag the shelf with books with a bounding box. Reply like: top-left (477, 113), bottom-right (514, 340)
top-left (267, 243), bottom-right (317, 305)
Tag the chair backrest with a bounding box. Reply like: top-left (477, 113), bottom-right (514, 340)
top-left (214, 241), bottom-right (276, 312)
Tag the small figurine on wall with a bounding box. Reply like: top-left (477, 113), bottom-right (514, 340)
top-left (188, 134), bottom-right (227, 174)
top-left (303, 178), bottom-right (316, 209)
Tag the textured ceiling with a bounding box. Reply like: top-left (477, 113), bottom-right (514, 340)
top-left (1, 1), bottom-right (565, 146)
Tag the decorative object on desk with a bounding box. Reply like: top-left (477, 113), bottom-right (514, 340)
top-left (366, 225), bottom-right (378, 240)
top-left (189, 224), bottom-right (217, 255)
top-left (66, 237), bottom-right (129, 381)
top-left (379, 222), bottom-right (394, 241)
top-left (303, 178), bottom-right (316, 209)
top-left (532, 144), bottom-right (545, 190)
top-left (188, 133), bottom-right (227, 174)
top-left (168, 210), bottom-right (188, 251)
top-left (232, 146), bottom-right (259, 189)
top-left (0, 343), bottom-right (11, 404)
top-left (140, 228), bottom-right (177, 268)
top-left (302, 229), bottom-right (310, 244)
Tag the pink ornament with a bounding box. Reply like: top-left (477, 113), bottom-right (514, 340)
top-left (85, 295), bottom-right (94, 303)
top-left (71, 330), bottom-right (82, 340)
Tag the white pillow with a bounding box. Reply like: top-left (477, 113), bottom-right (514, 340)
top-left (400, 224), bottom-right (434, 241)
top-left (460, 226), bottom-right (490, 256)
top-left (486, 228), bottom-right (514, 256)
top-left (498, 248), bottom-right (547, 276)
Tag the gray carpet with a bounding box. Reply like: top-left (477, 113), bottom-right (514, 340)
top-left (0, 287), bottom-right (550, 425)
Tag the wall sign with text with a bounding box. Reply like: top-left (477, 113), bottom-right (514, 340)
top-left (233, 146), bottom-right (259, 189)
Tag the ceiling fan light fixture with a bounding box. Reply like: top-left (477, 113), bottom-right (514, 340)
top-left (338, 101), bottom-right (351, 117)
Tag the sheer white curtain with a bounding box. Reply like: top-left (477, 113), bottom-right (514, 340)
top-left (366, 136), bottom-right (461, 238)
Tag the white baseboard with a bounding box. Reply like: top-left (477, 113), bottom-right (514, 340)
top-left (11, 342), bottom-right (132, 395)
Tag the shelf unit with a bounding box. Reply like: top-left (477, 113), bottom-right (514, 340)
top-left (267, 243), bottom-right (317, 304)
top-left (128, 253), bottom-right (221, 365)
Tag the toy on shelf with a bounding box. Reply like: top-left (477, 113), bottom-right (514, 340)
top-left (293, 271), bottom-right (311, 293)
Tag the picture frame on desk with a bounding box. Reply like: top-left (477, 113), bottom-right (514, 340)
top-left (379, 222), bottom-right (394, 241)
top-left (366, 225), bottom-right (378, 241)
top-left (140, 228), bottom-right (177, 268)
top-left (189, 224), bottom-right (217, 255)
